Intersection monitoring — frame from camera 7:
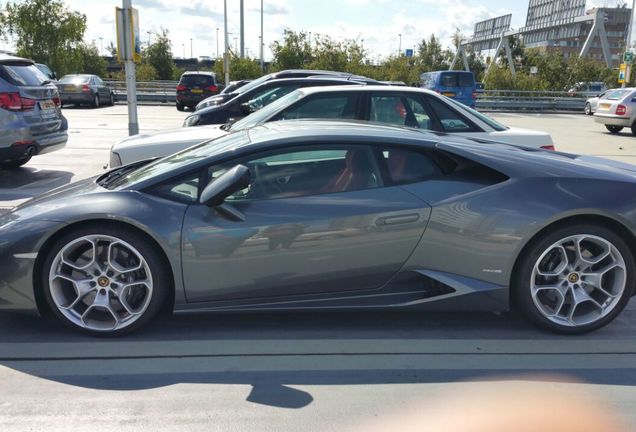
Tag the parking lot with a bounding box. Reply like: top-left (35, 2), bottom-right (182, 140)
top-left (2, 107), bottom-right (636, 431)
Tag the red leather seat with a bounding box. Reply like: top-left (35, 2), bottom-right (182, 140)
top-left (322, 149), bottom-right (372, 193)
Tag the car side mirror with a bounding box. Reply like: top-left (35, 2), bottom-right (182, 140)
top-left (240, 102), bottom-right (254, 115)
top-left (200, 164), bottom-right (251, 207)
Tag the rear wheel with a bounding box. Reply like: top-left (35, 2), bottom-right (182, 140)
top-left (0, 155), bottom-right (31, 169)
top-left (93, 94), bottom-right (100, 108)
top-left (606, 125), bottom-right (623, 134)
top-left (41, 225), bottom-right (170, 336)
top-left (176, 102), bottom-right (184, 111)
top-left (109, 92), bottom-right (115, 106)
top-left (584, 103), bottom-right (592, 115)
top-left (514, 224), bottom-right (634, 334)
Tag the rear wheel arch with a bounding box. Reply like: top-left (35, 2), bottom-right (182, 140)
top-left (510, 214), bottom-right (636, 301)
top-left (33, 219), bottom-right (176, 317)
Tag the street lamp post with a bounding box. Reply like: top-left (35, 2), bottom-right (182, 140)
top-left (182, 43), bottom-right (185, 59)
top-left (224, 0), bottom-right (229, 85)
top-left (216, 27), bottom-right (219, 59)
top-left (147, 31), bottom-right (151, 49)
top-left (260, 0), bottom-right (264, 72)
top-left (234, 37), bottom-right (238, 54)
top-left (190, 38), bottom-right (193, 58)
top-left (99, 37), bottom-right (103, 56)
top-left (623, 0), bottom-right (636, 87)
top-left (361, 38), bottom-right (364, 52)
top-left (398, 34), bottom-right (402, 55)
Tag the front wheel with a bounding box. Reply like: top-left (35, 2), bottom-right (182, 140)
top-left (606, 125), bottom-right (623, 134)
top-left (41, 225), bottom-right (170, 336)
top-left (514, 224), bottom-right (634, 334)
top-left (584, 103), bottom-right (592, 115)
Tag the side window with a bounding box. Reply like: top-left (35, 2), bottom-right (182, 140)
top-left (207, 146), bottom-right (381, 201)
top-left (150, 172), bottom-right (201, 203)
top-left (279, 94), bottom-right (358, 120)
top-left (369, 94), bottom-right (432, 129)
top-left (426, 97), bottom-right (477, 132)
top-left (247, 85), bottom-right (298, 110)
top-left (380, 148), bottom-right (442, 185)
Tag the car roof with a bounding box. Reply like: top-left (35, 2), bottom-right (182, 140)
top-left (0, 52), bottom-right (34, 65)
top-left (182, 71), bottom-right (215, 76)
top-left (295, 84), bottom-right (436, 96)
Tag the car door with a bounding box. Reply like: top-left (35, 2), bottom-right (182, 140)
top-left (95, 76), bottom-right (108, 99)
top-left (364, 91), bottom-right (441, 131)
top-left (180, 144), bottom-right (432, 303)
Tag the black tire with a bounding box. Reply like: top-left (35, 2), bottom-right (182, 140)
top-left (93, 94), bottom-right (100, 108)
top-left (631, 122), bottom-right (636, 137)
top-left (109, 92), bottom-right (115, 106)
top-left (584, 103), bottom-right (592, 116)
top-left (606, 125), bottom-right (623, 134)
top-left (41, 224), bottom-right (171, 336)
top-left (514, 224), bottom-right (634, 334)
top-left (0, 155), bottom-right (31, 169)
top-left (176, 102), bottom-right (184, 111)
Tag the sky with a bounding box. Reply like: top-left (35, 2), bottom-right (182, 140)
top-left (0, 0), bottom-right (627, 60)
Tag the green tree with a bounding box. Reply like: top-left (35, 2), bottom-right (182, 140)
top-left (214, 55), bottom-right (263, 84)
top-left (1, 0), bottom-right (86, 75)
top-left (76, 43), bottom-right (107, 76)
top-left (270, 30), bottom-right (313, 71)
top-left (145, 28), bottom-right (175, 80)
top-left (417, 35), bottom-right (449, 72)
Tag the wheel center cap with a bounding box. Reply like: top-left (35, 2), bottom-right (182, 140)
top-left (97, 276), bottom-right (110, 287)
top-left (568, 273), bottom-right (580, 283)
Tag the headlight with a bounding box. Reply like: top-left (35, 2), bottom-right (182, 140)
top-left (109, 151), bottom-right (122, 168)
top-left (184, 115), bottom-right (200, 127)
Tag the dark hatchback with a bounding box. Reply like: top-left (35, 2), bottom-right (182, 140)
top-left (184, 76), bottom-right (382, 127)
top-left (176, 71), bottom-right (219, 111)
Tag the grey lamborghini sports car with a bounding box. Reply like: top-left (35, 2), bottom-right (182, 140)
top-left (1, 121), bottom-right (636, 336)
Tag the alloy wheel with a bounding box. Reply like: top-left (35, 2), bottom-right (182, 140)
top-left (530, 234), bottom-right (626, 328)
top-left (48, 235), bottom-right (153, 332)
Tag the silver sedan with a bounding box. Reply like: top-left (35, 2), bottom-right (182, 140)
top-left (593, 88), bottom-right (636, 135)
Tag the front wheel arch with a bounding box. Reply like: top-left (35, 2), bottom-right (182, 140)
top-left (33, 220), bottom-right (176, 318)
top-left (510, 214), bottom-right (636, 305)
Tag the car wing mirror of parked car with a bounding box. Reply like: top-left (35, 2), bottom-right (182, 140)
top-left (240, 102), bottom-right (254, 115)
top-left (200, 165), bottom-right (251, 221)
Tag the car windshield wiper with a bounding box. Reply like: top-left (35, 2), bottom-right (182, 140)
top-left (40, 79), bottom-right (53, 86)
top-left (220, 122), bottom-right (232, 131)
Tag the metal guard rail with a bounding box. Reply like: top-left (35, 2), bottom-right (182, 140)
top-left (105, 81), bottom-right (589, 112)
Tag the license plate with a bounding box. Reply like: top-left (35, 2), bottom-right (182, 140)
top-left (64, 85), bottom-right (78, 92)
top-left (191, 89), bottom-right (203, 94)
top-left (39, 100), bottom-right (56, 110)
top-left (442, 92), bottom-right (456, 97)
top-left (600, 103), bottom-right (611, 110)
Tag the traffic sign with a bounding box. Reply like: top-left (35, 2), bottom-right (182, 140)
top-left (624, 52), bottom-right (634, 63)
top-left (405, 49), bottom-right (414, 58)
top-left (619, 63), bottom-right (627, 83)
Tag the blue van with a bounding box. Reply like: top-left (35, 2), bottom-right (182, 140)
top-left (420, 71), bottom-right (477, 108)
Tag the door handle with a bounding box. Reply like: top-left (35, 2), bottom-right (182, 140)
top-left (376, 213), bottom-right (420, 226)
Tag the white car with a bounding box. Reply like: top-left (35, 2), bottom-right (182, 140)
top-left (110, 86), bottom-right (555, 167)
top-left (593, 87), bottom-right (636, 135)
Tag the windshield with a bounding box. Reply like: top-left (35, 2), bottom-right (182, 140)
top-left (446, 97), bottom-right (508, 131)
top-left (233, 73), bottom-right (273, 95)
top-left (60, 75), bottom-right (91, 84)
top-left (605, 89), bottom-right (632, 100)
top-left (230, 90), bottom-right (304, 131)
top-left (105, 131), bottom-right (250, 189)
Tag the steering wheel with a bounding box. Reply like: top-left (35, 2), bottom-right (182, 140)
top-left (251, 163), bottom-right (285, 198)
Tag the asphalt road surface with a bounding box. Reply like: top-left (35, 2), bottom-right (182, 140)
top-left (1, 106), bottom-right (636, 431)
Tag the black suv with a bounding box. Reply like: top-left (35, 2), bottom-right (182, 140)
top-left (184, 76), bottom-right (382, 127)
top-left (176, 71), bottom-right (219, 111)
